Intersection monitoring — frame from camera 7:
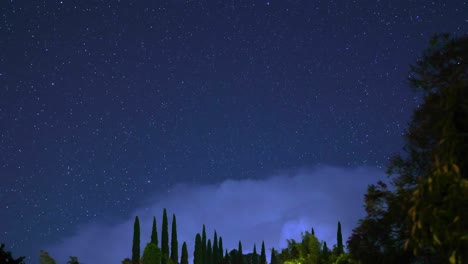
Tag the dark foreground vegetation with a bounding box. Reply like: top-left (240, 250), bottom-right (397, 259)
top-left (2, 33), bottom-right (467, 264)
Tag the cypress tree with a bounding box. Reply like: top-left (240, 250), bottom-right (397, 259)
top-left (322, 242), bottom-right (330, 263)
top-left (213, 232), bottom-right (218, 264)
top-left (270, 248), bottom-right (277, 264)
top-left (162, 209), bottom-right (169, 264)
top-left (201, 225), bottom-right (207, 264)
top-left (337, 221), bottom-right (343, 255)
top-left (151, 216), bottom-right (158, 246)
top-left (252, 244), bottom-right (258, 264)
top-left (181, 242), bottom-right (188, 264)
top-left (260, 241), bottom-right (266, 264)
top-left (218, 236), bottom-right (223, 263)
top-left (171, 214), bottom-right (178, 264)
top-left (311, 228), bottom-right (315, 235)
top-left (223, 250), bottom-right (229, 264)
top-left (207, 239), bottom-right (213, 264)
top-left (238, 241), bottom-right (243, 264)
top-left (194, 234), bottom-right (202, 264)
top-left (132, 216), bottom-right (140, 264)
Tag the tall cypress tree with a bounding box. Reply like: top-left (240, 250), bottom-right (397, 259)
top-left (260, 241), bottom-right (266, 264)
top-left (337, 221), bottom-right (343, 255)
top-left (213, 231), bottom-right (218, 264)
top-left (194, 234), bottom-right (202, 264)
top-left (162, 209), bottom-right (169, 264)
top-left (201, 225), bottom-right (207, 264)
top-left (322, 242), bottom-right (330, 263)
top-left (151, 216), bottom-right (158, 246)
top-left (132, 216), bottom-right (140, 264)
top-left (218, 236), bottom-right (223, 264)
top-left (171, 214), bottom-right (178, 264)
top-left (237, 241), bottom-right (243, 264)
top-left (311, 228), bottom-right (315, 235)
top-left (181, 242), bottom-right (188, 264)
top-left (252, 244), bottom-right (258, 264)
top-left (207, 239), bottom-right (213, 264)
top-left (270, 248), bottom-right (277, 264)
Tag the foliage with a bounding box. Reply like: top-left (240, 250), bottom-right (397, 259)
top-left (404, 34), bottom-right (468, 264)
top-left (141, 243), bottom-right (161, 264)
top-left (39, 250), bottom-right (56, 264)
top-left (348, 33), bottom-right (468, 264)
top-left (132, 216), bottom-right (140, 264)
top-left (0, 244), bottom-right (26, 264)
top-left (171, 214), bottom-right (179, 264)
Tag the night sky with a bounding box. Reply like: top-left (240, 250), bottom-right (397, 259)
top-left (1, 0), bottom-right (467, 263)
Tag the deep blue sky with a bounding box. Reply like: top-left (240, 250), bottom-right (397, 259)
top-left (1, 0), bottom-right (466, 262)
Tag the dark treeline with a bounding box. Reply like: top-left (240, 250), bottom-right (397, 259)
top-left (1, 33), bottom-right (466, 264)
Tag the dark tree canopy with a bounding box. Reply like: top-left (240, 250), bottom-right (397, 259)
top-left (348, 34), bottom-right (468, 264)
top-left (0, 244), bottom-right (25, 264)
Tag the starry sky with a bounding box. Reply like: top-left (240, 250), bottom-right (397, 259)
top-left (0, 0), bottom-right (467, 263)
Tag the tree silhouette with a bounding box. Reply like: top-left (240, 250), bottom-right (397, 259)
top-left (162, 209), bottom-right (169, 264)
top-left (181, 242), bottom-right (188, 264)
top-left (132, 216), bottom-right (140, 264)
top-left (0, 244), bottom-right (25, 264)
top-left (151, 216), bottom-right (158, 246)
top-left (171, 214), bottom-right (178, 264)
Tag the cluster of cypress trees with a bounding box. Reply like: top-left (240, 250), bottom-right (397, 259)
top-left (130, 211), bottom-right (343, 264)
top-left (193, 225), bottom-right (225, 264)
top-left (131, 209), bottom-right (188, 264)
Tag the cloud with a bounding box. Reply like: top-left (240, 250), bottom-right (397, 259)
top-left (46, 166), bottom-right (384, 264)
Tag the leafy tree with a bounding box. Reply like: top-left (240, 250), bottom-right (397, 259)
top-left (0, 244), bottom-right (25, 264)
top-left (67, 256), bottom-right (79, 264)
top-left (171, 214), bottom-right (178, 264)
top-left (39, 250), bottom-right (56, 264)
top-left (162, 209), bottom-right (169, 264)
top-left (122, 258), bottom-right (132, 264)
top-left (336, 222), bottom-right (343, 255)
top-left (132, 216), bottom-right (140, 264)
top-left (194, 233), bottom-right (202, 264)
top-left (181, 242), bottom-right (188, 264)
top-left (151, 216), bottom-right (158, 246)
top-left (403, 34), bottom-right (468, 264)
top-left (141, 243), bottom-right (162, 264)
top-left (260, 242), bottom-right (266, 264)
top-left (348, 33), bottom-right (468, 264)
